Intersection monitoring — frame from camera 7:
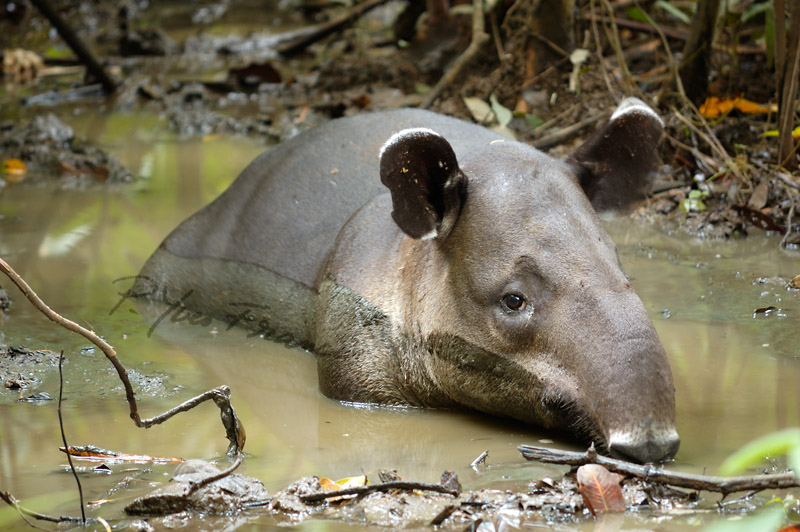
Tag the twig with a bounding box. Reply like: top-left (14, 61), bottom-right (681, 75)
top-left (57, 351), bottom-right (85, 524)
top-left (588, 0), bottom-right (617, 97)
top-left (780, 201), bottom-right (795, 248)
top-left (186, 456), bottom-right (242, 496)
top-left (518, 445), bottom-right (800, 495)
top-left (471, 450), bottom-right (489, 468)
top-left (0, 491), bottom-right (87, 528)
top-left (579, 13), bottom-right (688, 41)
top-left (752, 160), bottom-right (800, 191)
top-left (531, 113), bottom-right (604, 150)
top-left (0, 257), bottom-right (246, 456)
top-left (27, 0), bottom-right (115, 93)
top-left (421, 0), bottom-right (491, 109)
top-left (300, 480), bottom-right (460, 503)
top-left (277, 0), bottom-right (391, 56)
top-left (600, 0), bottom-right (635, 92)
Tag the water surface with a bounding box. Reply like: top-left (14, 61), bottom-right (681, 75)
top-left (0, 112), bottom-right (798, 531)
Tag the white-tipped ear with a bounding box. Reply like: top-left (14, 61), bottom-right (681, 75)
top-left (379, 128), bottom-right (441, 158)
top-left (610, 97), bottom-right (663, 126)
top-left (380, 128), bottom-right (466, 240)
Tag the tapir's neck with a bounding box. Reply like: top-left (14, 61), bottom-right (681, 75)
top-left (314, 223), bottom-right (459, 407)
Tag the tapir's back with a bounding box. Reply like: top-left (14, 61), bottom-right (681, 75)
top-left (163, 109), bottom-right (502, 287)
top-left (137, 109), bottom-right (503, 345)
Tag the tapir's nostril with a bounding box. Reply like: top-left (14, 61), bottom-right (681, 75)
top-left (608, 431), bottom-right (680, 463)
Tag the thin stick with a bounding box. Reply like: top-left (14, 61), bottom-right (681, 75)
top-left (300, 480), bottom-right (459, 503)
top-left (0, 491), bottom-right (85, 527)
top-left (531, 113), bottom-right (604, 150)
top-left (0, 257), bottom-right (245, 455)
top-left (421, 0), bottom-right (491, 109)
top-left (277, 0), bottom-right (391, 56)
top-left (186, 456), bottom-right (243, 496)
top-left (57, 351), bottom-right (85, 524)
top-left (589, 0), bottom-right (617, 97)
top-left (518, 445), bottom-right (800, 495)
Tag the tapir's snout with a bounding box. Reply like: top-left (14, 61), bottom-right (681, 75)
top-left (608, 427), bottom-right (680, 463)
top-left (548, 284), bottom-right (679, 464)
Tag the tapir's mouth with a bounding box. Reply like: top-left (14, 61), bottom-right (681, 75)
top-left (540, 394), bottom-right (679, 463)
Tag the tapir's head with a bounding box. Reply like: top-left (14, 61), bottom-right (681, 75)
top-left (379, 98), bottom-right (678, 463)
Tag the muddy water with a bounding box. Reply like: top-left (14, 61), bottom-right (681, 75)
top-left (1, 114), bottom-right (799, 531)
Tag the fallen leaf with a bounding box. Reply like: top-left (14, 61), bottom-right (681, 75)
top-left (60, 445), bottom-right (183, 464)
top-left (762, 125), bottom-right (800, 138)
top-left (746, 181), bottom-right (769, 210)
top-left (3, 158), bottom-right (26, 182)
top-left (335, 474), bottom-right (367, 489)
top-left (790, 274), bottom-right (800, 289)
top-left (699, 96), bottom-right (776, 118)
top-left (318, 477), bottom-right (342, 492)
top-left (777, 526), bottom-right (800, 532)
top-left (576, 464), bottom-right (625, 515)
top-left (463, 97), bottom-right (493, 124)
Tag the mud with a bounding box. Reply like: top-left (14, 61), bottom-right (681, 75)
top-left (0, 114), bottom-right (132, 186)
top-left (119, 458), bottom-right (708, 530)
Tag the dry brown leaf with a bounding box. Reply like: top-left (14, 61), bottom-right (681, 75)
top-left (318, 477), bottom-right (342, 492)
top-left (790, 274), bottom-right (800, 290)
top-left (576, 464), bottom-right (625, 515)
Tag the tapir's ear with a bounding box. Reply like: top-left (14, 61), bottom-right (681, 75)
top-left (380, 128), bottom-right (467, 240)
top-left (568, 98), bottom-right (664, 212)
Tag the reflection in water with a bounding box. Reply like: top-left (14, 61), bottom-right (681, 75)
top-left (0, 120), bottom-right (798, 530)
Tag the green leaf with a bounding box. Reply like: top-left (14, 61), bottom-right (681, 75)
top-left (718, 428), bottom-right (800, 476)
top-left (624, 7), bottom-right (649, 23)
top-left (525, 114), bottom-right (545, 128)
top-left (764, 2), bottom-right (775, 67)
top-left (654, 0), bottom-right (691, 24)
top-left (741, 2), bottom-right (768, 22)
top-left (489, 94), bottom-right (513, 127)
top-left (702, 507), bottom-right (785, 532)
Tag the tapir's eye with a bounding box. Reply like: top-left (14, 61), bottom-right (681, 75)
top-left (501, 293), bottom-right (527, 311)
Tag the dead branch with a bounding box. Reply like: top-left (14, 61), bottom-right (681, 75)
top-left (277, 0), bottom-right (391, 57)
top-left (531, 113), bottom-right (604, 150)
top-left (0, 256), bottom-right (246, 456)
top-left (300, 480), bottom-right (460, 503)
top-left (57, 351), bottom-right (85, 524)
top-left (421, 0), bottom-right (491, 109)
top-left (0, 490), bottom-right (87, 528)
top-left (579, 13), bottom-right (688, 41)
top-left (186, 457), bottom-right (243, 496)
top-left (518, 445), bottom-right (800, 495)
top-left (27, 0), bottom-right (115, 93)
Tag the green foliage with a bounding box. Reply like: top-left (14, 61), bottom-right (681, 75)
top-left (718, 428), bottom-right (800, 478)
top-left (703, 506), bottom-right (786, 532)
top-left (680, 189), bottom-right (709, 212)
top-left (655, 0), bottom-right (692, 24)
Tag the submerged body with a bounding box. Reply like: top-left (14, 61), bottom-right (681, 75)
top-left (136, 101), bottom-right (679, 462)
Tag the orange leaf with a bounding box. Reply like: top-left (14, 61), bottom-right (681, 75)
top-left (777, 526), bottom-right (800, 532)
top-left (700, 96), bottom-right (776, 118)
top-left (60, 445), bottom-right (182, 464)
top-left (318, 477), bottom-right (342, 492)
top-left (3, 158), bottom-right (26, 182)
top-left (576, 464), bottom-right (626, 515)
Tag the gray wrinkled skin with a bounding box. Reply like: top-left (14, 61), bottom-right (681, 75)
top-left (137, 100), bottom-right (679, 462)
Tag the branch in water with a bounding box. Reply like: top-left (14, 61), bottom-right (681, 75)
top-left (518, 445), bottom-right (800, 495)
top-left (0, 256), bottom-right (246, 455)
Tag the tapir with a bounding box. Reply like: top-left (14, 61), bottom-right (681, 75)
top-left (134, 98), bottom-right (679, 463)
